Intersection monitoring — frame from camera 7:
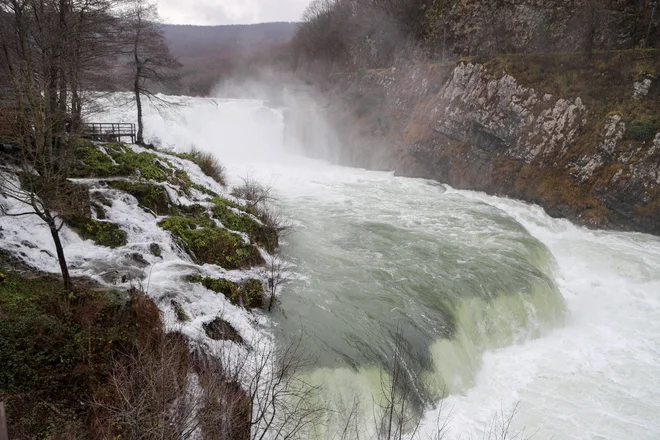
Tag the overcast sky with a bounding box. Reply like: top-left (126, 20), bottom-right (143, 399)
top-left (157, 0), bottom-right (309, 25)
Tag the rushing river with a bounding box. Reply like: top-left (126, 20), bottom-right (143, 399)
top-left (98, 95), bottom-right (660, 439)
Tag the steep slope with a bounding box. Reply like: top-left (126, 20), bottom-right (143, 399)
top-left (0, 140), bottom-right (279, 338)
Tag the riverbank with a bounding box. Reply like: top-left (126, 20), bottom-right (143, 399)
top-left (0, 140), bottom-right (282, 438)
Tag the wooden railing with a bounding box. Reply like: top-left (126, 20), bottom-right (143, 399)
top-left (81, 122), bottom-right (135, 143)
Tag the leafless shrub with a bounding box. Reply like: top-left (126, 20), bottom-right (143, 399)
top-left (232, 174), bottom-right (291, 235)
top-left (242, 336), bottom-right (326, 440)
top-left (476, 403), bottom-right (535, 440)
top-left (97, 286), bottom-right (323, 440)
top-left (375, 326), bottom-right (422, 440)
top-left (231, 174), bottom-right (275, 209)
top-left (266, 257), bottom-right (290, 312)
top-left (99, 332), bottom-right (203, 439)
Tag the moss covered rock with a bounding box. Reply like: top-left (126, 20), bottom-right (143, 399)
top-left (71, 140), bottom-right (132, 178)
top-left (188, 275), bottom-right (264, 309)
top-left (171, 299), bottom-right (189, 322)
top-left (188, 275), bottom-right (239, 302)
top-left (158, 214), bottom-right (264, 270)
top-left (240, 279), bottom-right (264, 309)
top-left (108, 180), bottom-right (172, 215)
top-left (72, 141), bottom-right (192, 192)
top-left (149, 243), bottom-right (162, 257)
top-left (212, 198), bottom-right (279, 253)
top-left (203, 317), bottom-right (243, 343)
top-left (91, 202), bottom-right (107, 220)
top-left (68, 217), bottom-right (127, 248)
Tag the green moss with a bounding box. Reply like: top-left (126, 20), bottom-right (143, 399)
top-left (68, 217), bottom-right (128, 248)
top-left (158, 214), bottom-right (264, 270)
top-left (91, 202), bottom-right (107, 220)
top-left (624, 119), bottom-right (659, 142)
top-left (188, 276), bottom-right (263, 309)
top-left (150, 243), bottom-right (162, 257)
top-left (212, 198), bottom-right (279, 253)
top-left (240, 279), bottom-right (264, 309)
top-left (176, 203), bottom-right (209, 218)
top-left (73, 142), bottom-right (193, 192)
top-left (174, 169), bottom-right (193, 195)
top-left (108, 180), bottom-right (173, 215)
top-left (187, 275), bottom-right (239, 303)
top-left (191, 182), bottom-right (219, 197)
top-left (71, 140), bottom-right (132, 178)
top-left (87, 220), bottom-right (128, 247)
top-left (104, 144), bottom-right (171, 182)
top-left (171, 299), bottom-right (189, 322)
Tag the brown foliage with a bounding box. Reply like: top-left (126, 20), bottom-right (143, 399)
top-left (187, 145), bottom-right (228, 185)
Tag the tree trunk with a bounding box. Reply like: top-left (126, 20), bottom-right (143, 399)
top-left (268, 289), bottom-right (275, 312)
top-left (646, 1), bottom-right (658, 48)
top-left (134, 67), bottom-right (144, 145)
top-left (46, 214), bottom-right (72, 290)
top-left (584, 0), bottom-right (596, 58)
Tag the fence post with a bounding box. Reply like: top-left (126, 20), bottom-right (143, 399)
top-left (0, 401), bottom-right (8, 440)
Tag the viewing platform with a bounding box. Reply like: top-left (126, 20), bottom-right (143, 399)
top-left (82, 123), bottom-right (135, 143)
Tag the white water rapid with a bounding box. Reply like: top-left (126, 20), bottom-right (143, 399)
top-left (10, 94), bottom-right (660, 439)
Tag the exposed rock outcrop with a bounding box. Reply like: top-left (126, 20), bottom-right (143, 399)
top-left (289, 51), bottom-right (660, 234)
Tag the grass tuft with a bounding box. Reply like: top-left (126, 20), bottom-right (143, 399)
top-left (164, 145), bottom-right (227, 186)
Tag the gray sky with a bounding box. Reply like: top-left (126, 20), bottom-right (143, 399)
top-left (158, 0), bottom-right (308, 25)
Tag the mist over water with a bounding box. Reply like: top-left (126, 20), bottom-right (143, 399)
top-left (98, 94), bottom-right (660, 439)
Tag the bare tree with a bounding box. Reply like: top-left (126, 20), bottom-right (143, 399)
top-left (100, 332), bottom-right (205, 439)
top-left (645, 1), bottom-right (658, 48)
top-left (374, 327), bottom-right (422, 440)
top-left (241, 336), bottom-right (326, 439)
top-left (0, 0), bottom-right (128, 290)
top-left (267, 256), bottom-right (290, 312)
top-left (98, 326), bottom-right (326, 440)
top-left (122, 0), bottom-right (181, 145)
top-left (582, 0), bottom-right (599, 58)
top-left (0, 0), bottom-right (87, 290)
top-left (0, 158), bottom-right (84, 291)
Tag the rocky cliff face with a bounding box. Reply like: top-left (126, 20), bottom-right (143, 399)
top-left (291, 51), bottom-right (660, 234)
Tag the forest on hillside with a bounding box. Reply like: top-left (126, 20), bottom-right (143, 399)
top-left (163, 23), bottom-right (297, 95)
top-left (293, 0), bottom-right (659, 76)
top-left (167, 1), bottom-right (659, 96)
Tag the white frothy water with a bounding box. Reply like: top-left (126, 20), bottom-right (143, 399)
top-left (51, 95), bottom-right (660, 438)
top-left (429, 193), bottom-right (660, 440)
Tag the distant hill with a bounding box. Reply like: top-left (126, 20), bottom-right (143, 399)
top-left (163, 22), bottom-right (298, 96)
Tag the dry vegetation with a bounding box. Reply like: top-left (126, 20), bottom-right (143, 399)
top-left (177, 145), bottom-right (228, 185)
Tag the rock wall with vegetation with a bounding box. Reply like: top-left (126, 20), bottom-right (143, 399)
top-left (294, 50), bottom-right (660, 234)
